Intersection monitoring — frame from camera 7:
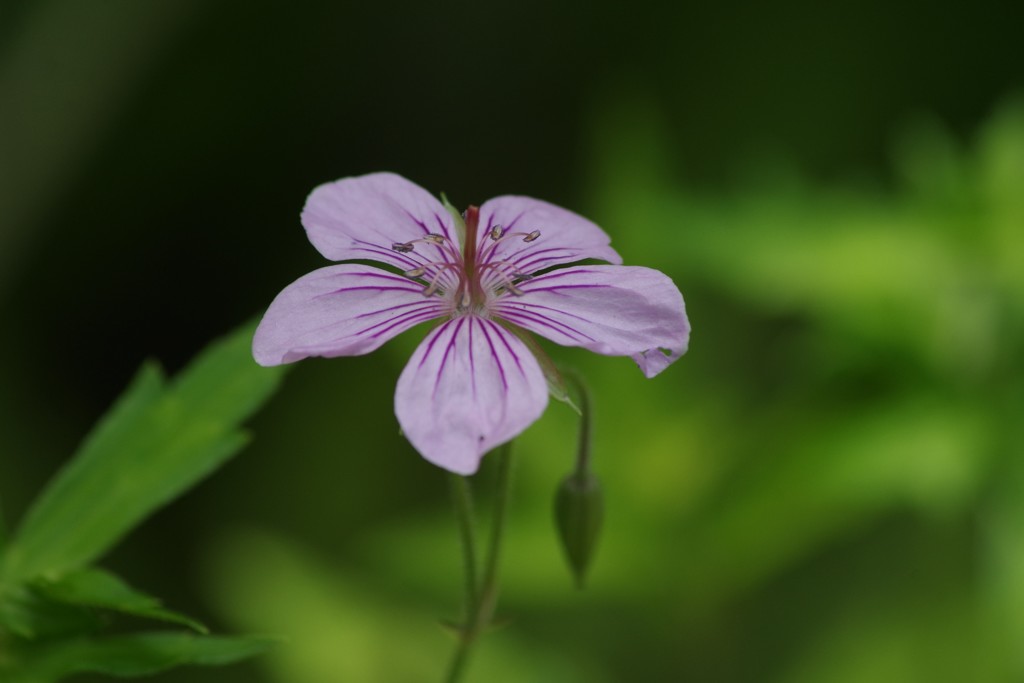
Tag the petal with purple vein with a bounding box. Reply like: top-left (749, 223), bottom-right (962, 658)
top-left (302, 172), bottom-right (461, 286)
top-left (492, 265), bottom-right (690, 378)
top-left (395, 316), bottom-right (548, 474)
top-left (476, 196), bottom-right (622, 280)
top-left (253, 263), bottom-right (444, 366)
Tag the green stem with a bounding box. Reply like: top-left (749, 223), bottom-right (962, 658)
top-left (480, 441), bottom-right (513, 613)
top-left (449, 474), bottom-right (479, 613)
top-left (563, 371), bottom-right (593, 479)
top-left (444, 442), bottom-right (514, 683)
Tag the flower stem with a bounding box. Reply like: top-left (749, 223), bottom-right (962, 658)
top-left (449, 474), bottom-right (479, 613)
top-left (563, 371), bottom-right (593, 479)
top-left (444, 441), bottom-right (514, 683)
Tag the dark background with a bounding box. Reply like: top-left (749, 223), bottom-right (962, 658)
top-left (2, 0), bottom-right (1023, 681)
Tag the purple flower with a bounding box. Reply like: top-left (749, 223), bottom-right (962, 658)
top-left (253, 173), bottom-right (690, 474)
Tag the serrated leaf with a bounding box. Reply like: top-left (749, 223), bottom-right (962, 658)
top-left (2, 632), bottom-right (274, 683)
top-left (1, 321), bottom-right (286, 584)
top-left (33, 567), bottom-right (207, 634)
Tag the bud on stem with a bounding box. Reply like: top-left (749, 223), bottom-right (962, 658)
top-left (553, 371), bottom-right (603, 588)
top-left (555, 471), bottom-right (603, 588)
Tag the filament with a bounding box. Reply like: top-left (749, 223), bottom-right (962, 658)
top-left (392, 233), bottom-right (462, 263)
top-left (479, 226), bottom-right (542, 264)
top-left (479, 261), bottom-right (531, 296)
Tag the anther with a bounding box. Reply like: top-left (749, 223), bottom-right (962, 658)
top-left (392, 242), bottom-right (415, 253)
top-left (489, 225), bottom-right (504, 240)
top-left (405, 262), bottom-right (459, 297)
top-left (422, 234), bottom-right (446, 244)
top-left (523, 230), bottom-right (541, 242)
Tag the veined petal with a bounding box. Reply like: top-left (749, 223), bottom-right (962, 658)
top-left (492, 265), bottom-right (690, 378)
top-left (253, 263), bottom-right (444, 366)
top-left (476, 196), bottom-right (622, 280)
top-left (301, 172), bottom-right (461, 285)
top-left (395, 316), bottom-right (548, 475)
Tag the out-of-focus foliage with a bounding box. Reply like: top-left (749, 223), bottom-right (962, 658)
top-left (205, 530), bottom-right (609, 683)
top-left (198, 97), bottom-right (1024, 682)
top-left (0, 323), bottom-right (283, 681)
top-left (581, 94), bottom-right (1024, 681)
top-left (3, 322), bottom-right (284, 582)
top-left (2, 1), bottom-right (1022, 682)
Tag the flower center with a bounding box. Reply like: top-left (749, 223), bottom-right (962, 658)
top-left (390, 205), bottom-right (541, 315)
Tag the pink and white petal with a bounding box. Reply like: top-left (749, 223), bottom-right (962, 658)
top-left (301, 172), bottom-right (461, 284)
top-left (492, 265), bottom-right (690, 378)
top-left (253, 263), bottom-right (444, 366)
top-left (395, 316), bottom-right (549, 475)
top-left (476, 196), bottom-right (622, 279)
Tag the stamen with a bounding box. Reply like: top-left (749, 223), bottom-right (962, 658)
top-left (400, 261), bottom-right (461, 298)
top-left (479, 227), bottom-right (543, 264)
top-left (416, 233), bottom-right (462, 262)
top-left (392, 234), bottom-right (461, 262)
top-left (423, 264), bottom-right (459, 297)
top-left (489, 225), bottom-right (504, 240)
top-left (480, 261), bottom-right (531, 296)
top-left (490, 270), bottom-right (524, 296)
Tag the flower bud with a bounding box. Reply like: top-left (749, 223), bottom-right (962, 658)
top-left (554, 472), bottom-right (603, 588)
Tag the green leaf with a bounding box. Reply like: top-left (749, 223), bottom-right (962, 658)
top-left (2, 632), bottom-right (273, 683)
top-left (0, 583), bottom-right (99, 640)
top-left (0, 361), bottom-right (164, 588)
top-left (33, 567), bottom-right (207, 634)
top-left (0, 493), bottom-right (7, 555)
top-left (1, 321), bottom-right (286, 584)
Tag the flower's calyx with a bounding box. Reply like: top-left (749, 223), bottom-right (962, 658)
top-left (440, 192), bottom-right (466, 245)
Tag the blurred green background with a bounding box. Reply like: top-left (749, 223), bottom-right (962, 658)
top-left (2, 0), bottom-right (1023, 681)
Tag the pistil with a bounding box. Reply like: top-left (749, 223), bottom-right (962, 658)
top-left (462, 206), bottom-right (487, 310)
top-left (389, 208), bottom-right (542, 310)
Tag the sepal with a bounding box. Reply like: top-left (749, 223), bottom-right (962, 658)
top-left (440, 192), bottom-right (467, 246)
